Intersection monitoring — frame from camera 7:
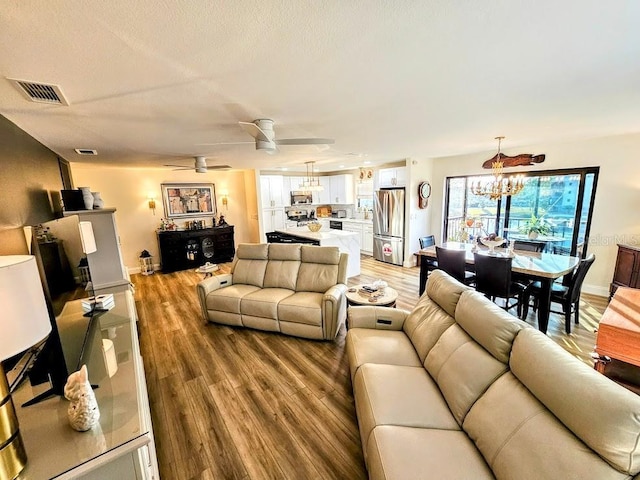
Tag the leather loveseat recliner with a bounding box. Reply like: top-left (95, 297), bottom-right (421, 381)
top-left (346, 270), bottom-right (640, 480)
top-left (197, 243), bottom-right (348, 340)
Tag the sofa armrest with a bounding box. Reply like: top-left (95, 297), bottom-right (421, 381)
top-left (347, 306), bottom-right (410, 330)
top-left (322, 284), bottom-right (348, 339)
top-left (196, 273), bottom-right (233, 320)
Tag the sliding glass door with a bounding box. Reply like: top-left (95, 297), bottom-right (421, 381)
top-left (444, 167), bottom-right (599, 257)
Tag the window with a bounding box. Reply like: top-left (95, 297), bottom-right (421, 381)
top-left (444, 167), bottom-right (599, 257)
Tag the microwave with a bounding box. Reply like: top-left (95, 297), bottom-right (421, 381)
top-left (290, 191), bottom-right (313, 204)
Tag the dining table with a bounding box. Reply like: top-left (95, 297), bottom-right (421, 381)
top-left (417, 242), bottom-right (581, 334)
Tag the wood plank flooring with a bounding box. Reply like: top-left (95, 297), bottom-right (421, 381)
top-left (133, 255), bottom-right (608, 479)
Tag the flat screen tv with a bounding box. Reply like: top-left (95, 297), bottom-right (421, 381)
top-left (20, 215), bottom-right (104, 404)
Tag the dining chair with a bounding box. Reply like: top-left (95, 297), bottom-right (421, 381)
top-left (419, 235), bottom-right (438, 273)
top-left (520, 254), bottom-right (596, 334)
top-left (436, 246), bottom-right (475, 285)
top-left (513, 240), bottom-right (546, 253)
top-left (473, 253), bottom-right (525, 315)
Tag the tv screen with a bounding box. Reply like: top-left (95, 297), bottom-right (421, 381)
top-left (25, 215), bottom-right (102, 399)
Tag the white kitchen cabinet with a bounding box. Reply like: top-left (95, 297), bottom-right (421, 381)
top-left (262, 208), bottom-right (285, 234)
top-left (378, 167), bottom-right (406, 188)
top-left (329, 174), bottom-right (354, 204)
top-left (314, 176), bottom-right (331, 204)
top-left (260, 175), bottom-right (285, 208)
top-left (362, 223), bottom-right (374, 255)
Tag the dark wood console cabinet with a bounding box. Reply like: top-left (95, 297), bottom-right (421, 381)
top-left (157, 225), bottom-right (235, 273)
top-left (610, 244), bottom-right (640, 298)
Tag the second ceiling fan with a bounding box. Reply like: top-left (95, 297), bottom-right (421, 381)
top-left (202, 118), bottom-right (335, 154)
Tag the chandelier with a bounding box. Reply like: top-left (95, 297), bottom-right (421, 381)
top-left (299, 161), bottom-right (324, 191)
top-left (471, 137), bottom-right (525, 200)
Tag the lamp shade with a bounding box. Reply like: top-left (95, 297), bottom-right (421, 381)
top-left (78, 221), bottom-right (97, 254)
top-left (0, 256), bottom-right (52, 361)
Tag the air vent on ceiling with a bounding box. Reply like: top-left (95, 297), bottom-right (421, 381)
top-left (74, 149), bottom-right (98, 156)
top-left (7, 78), bottom-right (69, 105)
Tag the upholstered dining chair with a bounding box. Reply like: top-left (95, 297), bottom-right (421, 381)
top-left (436, 246), bottom-right (475, 285)
top-left (513, 240), bottom-right (546, 253)
top-left (473, 253), bottom-right (526, 315)
top-left (520, 253), bottom-right (596, 334)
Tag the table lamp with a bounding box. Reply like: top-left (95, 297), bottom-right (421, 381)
top-left (0, 256), bottom-right (52, 480)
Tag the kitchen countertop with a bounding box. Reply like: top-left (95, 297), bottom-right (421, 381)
top-left (275, 226), bottom-right (359, 241)
top-left (316, 217), bottom-right (373, 225)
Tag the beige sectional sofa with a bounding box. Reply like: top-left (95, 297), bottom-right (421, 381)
top-left (346, 270), bottom-right (640, 480)
top-left (197, 243), bottom-right (348, 340)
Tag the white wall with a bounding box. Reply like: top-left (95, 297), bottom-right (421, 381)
top-left (420, 132), bottom-right (640, 296)
top-left (405, 157), bottom-right (435, 266)
top-left (71, 165), bottom-right (259, 272)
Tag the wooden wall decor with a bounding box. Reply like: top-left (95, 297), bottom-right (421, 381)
top-left (482, 153), bottom-right (545, 169)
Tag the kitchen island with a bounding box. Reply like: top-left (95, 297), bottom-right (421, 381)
top-left (272, 227), bottom-right (361, 278)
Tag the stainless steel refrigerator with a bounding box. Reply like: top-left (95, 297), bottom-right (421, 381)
top-left (373, 187), bottom-right (405, 266)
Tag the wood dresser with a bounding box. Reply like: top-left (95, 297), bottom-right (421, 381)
top-left (610, 244), bottom-right (640, 298)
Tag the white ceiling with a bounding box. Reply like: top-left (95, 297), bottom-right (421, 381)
top-left (1, 1), bottom-right (639, 173)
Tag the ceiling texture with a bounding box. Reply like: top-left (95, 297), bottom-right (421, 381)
top-left (1, 1), bottom-right (639, 173)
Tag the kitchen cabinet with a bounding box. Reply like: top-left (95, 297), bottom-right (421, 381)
top-left (262, 208), bottom-right (286, 235)
top-left (362, 223), bottom-right (374, 255)
top-left (377, 167), bottom-right (406, 187)
top-left (314, 176), bottom-right (331, 204)
top-left (260, 175), bottom-right (285, 208)
top-left (327, 174), bottom-right (354, 204)
top-left (610, 244), bottom-right (640, 298)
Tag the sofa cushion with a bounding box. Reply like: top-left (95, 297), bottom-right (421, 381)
top-left (263, 244), bottom-right (302, 290)
top-left (455, 290), bottom-right (527, 364)
top-left (366, 426), bottom-right (494, 480)
top-left (424, 324), bottom-right (508, 425)
top-left (205, 284), bottom-right (261, 313)
top-left (353, 364), bottom-right (459, 457)
top-left (464, 372), bottom-right (628, 480)
top-left (402, 270), bottom-right (468, 362)
top-left (233, 243), bottom-right (269, 288)
top-left (278, 291), bottom-right (323, 326)
top-left (346, 329), bottom-right (422, 380)
top-left (510, 328), bottom-right (640, 475)
top-left (296, 246), bottom-right (341, 293)
top-left (241, 288), bottom-right (294, 320)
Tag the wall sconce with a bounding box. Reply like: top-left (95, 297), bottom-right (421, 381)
top-left (148, 195), bottom-right (156, 215)
top-left (221, 192), bottom-right (228, 210)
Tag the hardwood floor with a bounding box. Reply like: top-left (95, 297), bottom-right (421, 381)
top-left (133, 255), bottom-right (608, 479)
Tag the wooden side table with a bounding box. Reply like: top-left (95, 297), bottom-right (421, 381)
top-left (195, 263), bottom-right (219, 278)
top-left (346, 285), bottom-right (398, 308)
top-left (594, 287), bottom-right (640, 394)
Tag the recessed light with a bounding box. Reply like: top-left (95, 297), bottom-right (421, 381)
top-left (364, 160), bottom-right (371, 165)
top-left (74, 149), bottom-right (98, 155)
top-left (280, 167), bottom-right (288, 171)
top-left (339, 165), bottom-right (345, 168)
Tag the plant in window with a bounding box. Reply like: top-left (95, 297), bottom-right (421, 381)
top-left (520, 214), bottom-right (551, 238)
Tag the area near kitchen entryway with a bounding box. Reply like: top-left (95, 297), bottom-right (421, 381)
top-left (258, 164), bottom-right (406, 267)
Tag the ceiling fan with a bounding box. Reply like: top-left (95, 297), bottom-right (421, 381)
top-left (164, 156), bottom-right (231, 173)
top-left (200, 118), bottom-right (335, 154)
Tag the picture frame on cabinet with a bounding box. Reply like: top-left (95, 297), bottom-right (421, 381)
top-left (161, 183), bottom-right (216, 218)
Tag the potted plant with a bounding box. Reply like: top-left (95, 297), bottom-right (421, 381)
top-left (520, 214), bottom-right (551, 239)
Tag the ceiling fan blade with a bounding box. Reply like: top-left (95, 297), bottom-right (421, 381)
top-left (206, 165), bottom-right (232, 170)
top-left (275, 138), bottom-right (335, 145)
top-left (195, 141), bottom-right (254, 146)
top-left (239, 121), bottom-right (271, 142)
top-left (163, 164), bottom-right (192, 169)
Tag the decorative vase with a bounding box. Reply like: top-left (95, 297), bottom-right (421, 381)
top-left (91, 192), bottom-right (104, 209)
top-left (78, 187), bottom-right (94, 210)
top-left (64, 365), bottom-right (100, 432)
top-left (528, 231), bottom-right (539, 240)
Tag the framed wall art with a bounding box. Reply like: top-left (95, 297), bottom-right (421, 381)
top-left (161, 183), bottom-right (216, 218)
